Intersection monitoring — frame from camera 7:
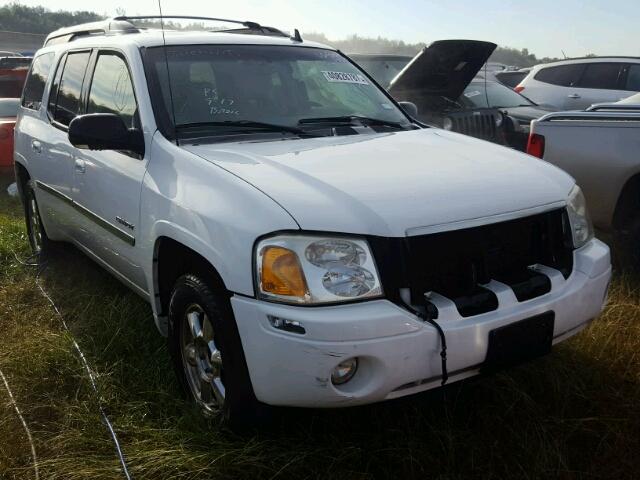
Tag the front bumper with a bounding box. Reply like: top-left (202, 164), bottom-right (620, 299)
top-left (231, 239), bottom-right (611, 407)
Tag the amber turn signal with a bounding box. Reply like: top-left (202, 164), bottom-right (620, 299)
top-left (260, 246), bottom-right (309, 298)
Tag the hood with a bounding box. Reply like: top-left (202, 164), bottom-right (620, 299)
top-left (182, 129), bottom-right (573, 237)
top-left (388, 40), bottom-right (497, 102)
top-left (616, 92), bottom-right (640, 105)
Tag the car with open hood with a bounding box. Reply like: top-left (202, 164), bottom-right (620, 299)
top-left (351, 40), bottom-right (508, 145)
top-left (13, 17), bottom-right (610, 428)
top-left (461, 79), bottom-right (556, 150)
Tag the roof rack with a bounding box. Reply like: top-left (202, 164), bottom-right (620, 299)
top-left (44, 19), bottom-right (139, 46)
top-left (43, 15), bottom-right (296, 46)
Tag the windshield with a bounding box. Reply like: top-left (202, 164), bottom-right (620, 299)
top-left (145, 45), bottom-right (411, 137)
top-left (461, 82), bottom-right (534, 109)
top-left (0, 98), bottom-right (19, 117)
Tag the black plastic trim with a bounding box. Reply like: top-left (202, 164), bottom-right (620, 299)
top-left (35, 180), bottom-right (135, 246)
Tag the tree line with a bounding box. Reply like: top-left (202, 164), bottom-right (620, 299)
top-left (1, 3), bottom-right (562, 67)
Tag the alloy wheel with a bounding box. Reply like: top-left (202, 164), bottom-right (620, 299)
top-left (28, 195), bottom-right (43, 254)
top-left (180, 303), bottom-right (225, 412)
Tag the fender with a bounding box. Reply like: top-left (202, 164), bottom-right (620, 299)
top-left (140, 134), bottom-right (299, 333)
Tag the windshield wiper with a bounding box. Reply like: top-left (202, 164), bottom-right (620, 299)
top-left (298, 115), bottom-right (406, 129)
top-left (175, 120), bottom-right (310, 136)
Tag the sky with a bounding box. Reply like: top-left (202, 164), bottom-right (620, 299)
top-left (8, 0), bottom-right (640, 58)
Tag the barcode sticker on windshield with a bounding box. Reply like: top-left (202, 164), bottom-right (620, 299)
top-left (322, 71), bottom-right (369, 85)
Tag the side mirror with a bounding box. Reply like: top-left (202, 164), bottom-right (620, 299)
top-left (398, 101), bottom-right (418, 118)
top-left (68, 113), bottom-right (144, 156)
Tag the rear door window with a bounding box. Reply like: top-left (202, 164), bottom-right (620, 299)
top-left (534, 64), bottom-right (584, 87)
top-left (575, 63), bottom-right (624, 90)
top-left (22, 53), bottom-right (54, 110)
top-left (50, 51), bottom-right (90, 127)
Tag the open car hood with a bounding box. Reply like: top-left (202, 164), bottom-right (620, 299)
top-left (388, 40), bottom-right (497, 102)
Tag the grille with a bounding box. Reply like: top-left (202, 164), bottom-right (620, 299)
top-left (448, 109), bottom-right (502, 143)
top-left (396, 208), bottom-right (574, 317)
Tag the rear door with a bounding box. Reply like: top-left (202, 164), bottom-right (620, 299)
top-left (30, 50), bottom-right (91, 235)
top-left (525, 64), bottom-right (585, 108)
top-left (568, 62), bottom-right (629, 109)
top-left (70, 49), bottom-right (148, 291)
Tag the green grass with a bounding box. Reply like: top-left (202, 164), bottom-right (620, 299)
top-left (1, 191), bottom-right (639, 480)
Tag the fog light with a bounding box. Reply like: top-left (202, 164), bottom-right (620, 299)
top-left (331, 358), bottom-right (358, 385)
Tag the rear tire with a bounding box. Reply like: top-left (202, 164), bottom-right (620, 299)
top-left (24, 180), bottom-right (52, 258)
top-left (167, 273), bottom-right (268, 430)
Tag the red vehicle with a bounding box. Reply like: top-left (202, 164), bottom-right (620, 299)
top-left (0, 56), bottom-right (31, 98)
top-left (0, 98), bottom-right (20, 167)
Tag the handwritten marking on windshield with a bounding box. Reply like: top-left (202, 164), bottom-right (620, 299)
top-left (203, 87), bottom-right (240, 116)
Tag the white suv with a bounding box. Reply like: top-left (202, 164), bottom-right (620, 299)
top-left (515, 57), bottom-right (640, 109)
top-left (14, 17), bottom-right (611, 427)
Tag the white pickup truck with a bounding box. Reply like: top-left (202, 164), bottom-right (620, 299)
top-left (528, 95), bottom-right (640, 237)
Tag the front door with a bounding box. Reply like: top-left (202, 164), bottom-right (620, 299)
top-left (71, 50), bottom-right (148, 292)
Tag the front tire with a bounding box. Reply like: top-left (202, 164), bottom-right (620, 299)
top-left (168, 274), bottom-right (266, 429)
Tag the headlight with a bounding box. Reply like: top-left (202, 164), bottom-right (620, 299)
top-left (255, 235), bottom-right (383, 305)
top-left (566, 185), bottom-right (593, 248)
top-left (442, 117), bottom-right (453, 130)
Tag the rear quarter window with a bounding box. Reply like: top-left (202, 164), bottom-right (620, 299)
top-left (534, 64), bottom-right (584, 87)
top-left (21, 53), bottom-right (54, 110)
top-left (624, 64), bottom-right (640, 91)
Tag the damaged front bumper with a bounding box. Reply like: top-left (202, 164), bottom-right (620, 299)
top-left (231, 239), bottom-right (611, 408)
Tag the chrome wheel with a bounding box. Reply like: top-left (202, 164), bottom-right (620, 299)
top-left (180, 303), bottom-right (225, 412)
top-left (28, 195), bottom-right (43, 254)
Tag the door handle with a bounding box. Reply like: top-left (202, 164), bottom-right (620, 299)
top-left (31, 140), bottom-right (42, 153)
top-left (567, 93), bottom-right (581, 99)
top-left (74, 158), bottom-right (86, 174)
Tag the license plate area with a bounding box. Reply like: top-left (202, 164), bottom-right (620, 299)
top-left (482, 312), bottom-right (555, 372)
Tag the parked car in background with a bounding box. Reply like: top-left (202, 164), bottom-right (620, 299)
top-left (461, 79), bottom-right (555, 150)
top-left (0, 98), bottom-right (20, 167)
top-left (528, 99), bottom-right (640, 239)
top-left (515, 57), bottom-right (640, 110)
top-left (495, 67), bottom-right (531, 89)
top-left (352, 40), bottom-right (508, 146)
top-left (0, 56), bottom-right (32, 98)
top-left (475, 62), bottom-right (518, 83)
top-left (14, 17), bottom-right (610, 427)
